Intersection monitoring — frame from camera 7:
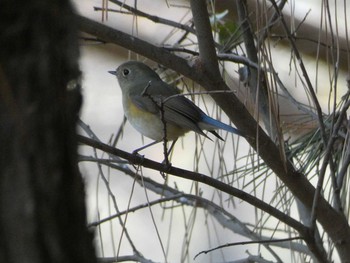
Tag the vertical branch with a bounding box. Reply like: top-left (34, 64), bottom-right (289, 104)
top-left (269, 0), bottom-right (334, 227)
top-left (269, 0), bottom-right (327, 143)
top-left (189, 0), bottom-right (221, 78)
top-left (236, 0), bottom-right (277, 138)
top-left (141, 81), bottom-right (171, 167)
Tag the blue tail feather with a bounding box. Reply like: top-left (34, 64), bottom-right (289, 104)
top-left (199, 115), bottom-right (243, 136)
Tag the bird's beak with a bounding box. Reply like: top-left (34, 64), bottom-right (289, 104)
top-left (108, 70), bottom-right (117, 76)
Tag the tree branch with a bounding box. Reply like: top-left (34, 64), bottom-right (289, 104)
top-left (77, 135), bottom-right (306, 234)
top-left (100, 0), bottom-right (195, 34)
top-left (189, 0), bottom-right (221, 78)
top-left (235, 0), bottom-right (278, 138)
top-left (77, 14), bottom-right (350, 261)
top-left (78, 135), bottom-right (332, 261)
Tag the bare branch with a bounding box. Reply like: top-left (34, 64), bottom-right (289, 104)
top-left (77, 134), bottom-right (307, 235)
top-left (96, 0), bottom-right (195, 34)
top-left (189, 0), bottom-right (221, 78)
top-left (194, 236), bottom-right (303, 261)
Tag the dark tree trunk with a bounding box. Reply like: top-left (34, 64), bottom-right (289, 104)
top-left (0, 1), bottom-right (96, 262)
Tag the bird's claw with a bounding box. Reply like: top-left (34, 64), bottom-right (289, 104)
top-left (131, 150), bottom-right (145, 164)
top-left (162, 159), bottom-right (172, 171)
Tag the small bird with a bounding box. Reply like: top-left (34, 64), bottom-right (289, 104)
top-left (109, 61), bottom-right (243, 152)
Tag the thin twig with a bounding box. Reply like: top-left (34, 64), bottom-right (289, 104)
top-left (98, 1), bottom-right (195, 34)
top-left (138, 167), bottom-right (168, 262)
top-left (313, 99), bottom-right (350, 213)
top-left (162, 90), bottom-right (237, 104)
top-left (194, 236), bottom-right (303, 260)
top-left (217, 53), bottom-right (260, 68)
top-left (88, 195), bottom-right (183, 227)
top-left (98, 255), bottom-right (157, 263)
top-left (258, 0), bottom-right (288, 45)
top-left (141, 81), bottom-right (171, 166)
top-left (269, 0), bottom-right (331, 234)
top-left (80, 141), bottom-right (313, 260)
top-left (78, 134), bottom-right (307, 234)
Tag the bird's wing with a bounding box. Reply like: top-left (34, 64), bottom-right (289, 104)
top-left (129, 80), bottom-right (177, 114)
top-left (164, 96), bottom-right (207, 137)
top-left (162, 93), bottom-right (208, 137)
top-left (131, 80), bottom-right (209, 137)
top-left (130, 95), bottom-right (159, 114)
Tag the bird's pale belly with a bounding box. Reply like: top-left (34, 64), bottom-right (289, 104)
top-left (124, 98), bottom-right (187, 141)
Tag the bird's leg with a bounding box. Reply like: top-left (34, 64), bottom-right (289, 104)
top-left (132, 140), bottom-right (161, 155)
top-left (162, 139), bottom-right (177, 170)
top-left (167, 139), bottom-right (177, 156)
top-left (161, 136), bottom-right (170, 168)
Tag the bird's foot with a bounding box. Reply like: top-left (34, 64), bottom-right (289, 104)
top-left (131, 150), bottom-right (145, 164)
top-left (161, 158), bottom-right (172, 172)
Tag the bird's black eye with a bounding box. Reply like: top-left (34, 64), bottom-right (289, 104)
top-left (123, 68), bottom-right (130, 77)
